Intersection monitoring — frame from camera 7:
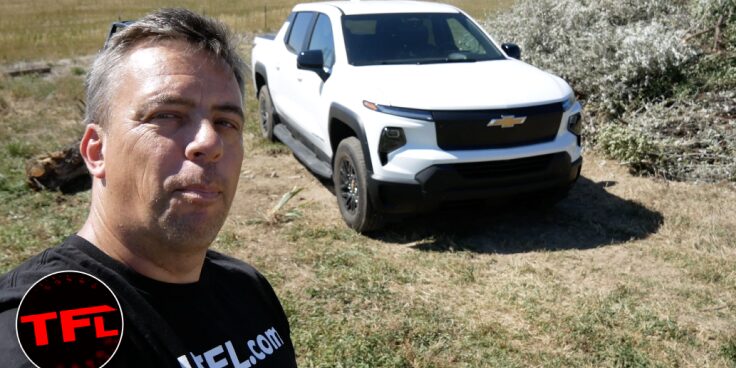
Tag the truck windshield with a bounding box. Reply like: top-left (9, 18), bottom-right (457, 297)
top-left (342, 13), bottom-right (505, 66)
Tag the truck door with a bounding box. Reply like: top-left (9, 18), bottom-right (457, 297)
top-left (293, 12), bottom-right (336, 156)
top-left (271, 11), bottom-right (315, 124)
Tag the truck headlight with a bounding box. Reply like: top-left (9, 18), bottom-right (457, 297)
top-left (562, 94), bottom-right (577, 111)
top-left (363, 100), bottom-right (433, 122)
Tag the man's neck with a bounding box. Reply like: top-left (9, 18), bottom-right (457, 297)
top-left (77, 211), bottom-right (207, 284)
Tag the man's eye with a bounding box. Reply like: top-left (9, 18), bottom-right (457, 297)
top-left (216, 119), bottom-right (241, 131)
top-left (152, 112), bottom-right (179, 120)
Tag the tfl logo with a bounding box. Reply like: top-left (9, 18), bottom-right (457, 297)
top-left (15, 271), bottom-right (123, 368)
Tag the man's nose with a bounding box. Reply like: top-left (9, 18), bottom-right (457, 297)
top-left (184, 119), bottom-right (223, 162)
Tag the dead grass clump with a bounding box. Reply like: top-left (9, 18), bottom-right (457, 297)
top-left (263, 186), bottom-right (303, 225)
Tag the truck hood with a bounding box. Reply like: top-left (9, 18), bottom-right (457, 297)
top-left (353, 59), bottom-right (571, 110)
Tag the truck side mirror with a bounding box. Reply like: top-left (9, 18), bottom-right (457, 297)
top-left (297, 50), bottom-right (329, 81)
top-left (501, 43), bottom-right (521, 60)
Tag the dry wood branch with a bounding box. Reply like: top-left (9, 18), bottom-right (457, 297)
top-left (683, 27), bottom-right (714, 42)
top-left (713, 14), bottom-right (725, 52)
top-left (6, 66), bottom-right (51, 77)
top-left (699, 304), bottom-right (730, 312)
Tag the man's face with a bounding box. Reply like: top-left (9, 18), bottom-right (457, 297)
top-left (100, 40), bottom-right (244, 251)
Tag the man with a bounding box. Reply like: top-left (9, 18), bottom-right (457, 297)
top-left (0, 9), bottom-right (298, 367)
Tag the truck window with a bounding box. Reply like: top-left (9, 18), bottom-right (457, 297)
top-left (286, 12), bottom-right (314, 53)
top-left (446, 18), bottom-right (485, 55)
top-left (342, 13), bottom-right (504, 66)
top-left (307, 14), bottom-right (335, 68)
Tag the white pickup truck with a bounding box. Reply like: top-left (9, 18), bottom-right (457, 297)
top-left (251, 0), bottom-right (583, 232)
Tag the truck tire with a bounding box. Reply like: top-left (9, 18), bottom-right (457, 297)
top-left (333, 137), bottom-right (382, 232)
top-left (258, 85), bottom-right (277, 141)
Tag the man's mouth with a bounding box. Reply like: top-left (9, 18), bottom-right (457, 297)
top-left (174, 185), bottom-right (222, 202)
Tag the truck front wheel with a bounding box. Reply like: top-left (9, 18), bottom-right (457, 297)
top-left (258, 85), bottom-right (277, 141)
top-left (333, 137), bottom-right (381, 233)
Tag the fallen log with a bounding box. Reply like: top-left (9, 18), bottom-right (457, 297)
top-left (26, 145), bottom-right (91, 194)
top-left (6, 66), bottom-right (52, 77)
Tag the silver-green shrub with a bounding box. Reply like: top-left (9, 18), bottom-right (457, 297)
top-left (484, 0), bottom-right (695, 113)
top-left (485, 0), bottom-right (735, 182)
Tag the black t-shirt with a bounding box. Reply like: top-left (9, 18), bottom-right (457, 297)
top-left (0, 235), bottom-right (298, 367)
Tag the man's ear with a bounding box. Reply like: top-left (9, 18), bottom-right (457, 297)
top-left (80, 124), bottom-right (106, 179)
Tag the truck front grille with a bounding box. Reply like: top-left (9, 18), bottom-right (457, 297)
top-left (432, 102), bottom-right (563, 150)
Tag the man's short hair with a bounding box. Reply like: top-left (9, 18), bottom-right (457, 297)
top-left (85, 8), bottom-right (246, 127)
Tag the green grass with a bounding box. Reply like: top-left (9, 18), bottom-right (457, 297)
top-left (278, 224), bottom-right (524, 367)
top-left (722, 337), bottom-right (736, 367)
top-left (0, 74), bottom-right (56, 100)
top-left (559, 285), bottom-right (695, 366)
top-left (0, 71), bottom-right (88, 272)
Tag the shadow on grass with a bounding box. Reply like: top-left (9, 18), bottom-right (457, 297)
top-left (368, 176), bottom-right (663, 254)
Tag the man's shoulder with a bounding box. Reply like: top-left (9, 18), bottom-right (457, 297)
top-left (0, 237), bottom-right (88, 367)
top-left (0, 239), bottom-right (83, 306)
top-left (204, 249), bottom-right (264, 281)
top-left (202, 250), bottom-right (292, 347)
top-left (203, 250), bottom-right (283, 304)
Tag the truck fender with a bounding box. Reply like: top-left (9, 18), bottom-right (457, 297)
top-left (328, 103), bottom-right (374, 174)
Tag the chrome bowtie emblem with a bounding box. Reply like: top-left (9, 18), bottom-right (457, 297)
top-left (487, 115), bottom-right (527, 128)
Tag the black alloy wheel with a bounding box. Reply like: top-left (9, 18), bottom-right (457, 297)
top-left (339, 158), bottom-right (359, 214)
top-left (333, 137), bottom-right (381, 232)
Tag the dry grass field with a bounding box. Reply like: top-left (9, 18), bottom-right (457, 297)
top-left (1, 0), bottom-right (735, 367)
top-left (0, 0), bottom-right (513, 64)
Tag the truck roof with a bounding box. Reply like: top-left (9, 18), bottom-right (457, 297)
top-left (293, 1), bottom-right (461, 16)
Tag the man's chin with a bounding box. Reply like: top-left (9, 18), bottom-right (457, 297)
top-left (156, 214), bottom-right (226, 250)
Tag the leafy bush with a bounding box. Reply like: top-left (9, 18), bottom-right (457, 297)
top-left (485, 0), bottom-right (736, 182)
top-left (596, 123), bottom-right (659, 176)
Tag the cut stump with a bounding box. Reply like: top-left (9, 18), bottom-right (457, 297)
top-left (26, 145), bottom-right (90, 194)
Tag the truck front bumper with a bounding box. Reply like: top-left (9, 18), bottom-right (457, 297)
top-left (367, 152), bottom-right (582, 214)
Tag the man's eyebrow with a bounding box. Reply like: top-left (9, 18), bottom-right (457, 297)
top-left (133, 95), bottom-right (244, 121)
top-left (150, 94), bottom-right (196, 107)
top-left (213, 103), bottom-right (244, 121)
top-left (134, 94), bottom-right (196, 120)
